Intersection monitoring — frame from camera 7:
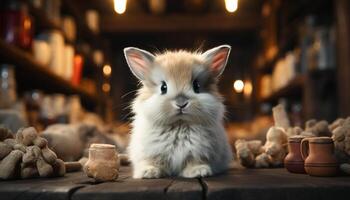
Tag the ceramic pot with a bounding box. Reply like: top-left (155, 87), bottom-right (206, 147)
top-left (284, 135), bottom-right (308, 174)
top-left (84, 143), bottom-right (119, 182)
top-left (301, 137), bottom-right (338, 177)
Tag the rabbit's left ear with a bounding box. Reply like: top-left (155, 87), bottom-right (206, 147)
top-left (202, 45), bottom-right (231, 77)
top-left (124, 47), bottom-right (155, 81)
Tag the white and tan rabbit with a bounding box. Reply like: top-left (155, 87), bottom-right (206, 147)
top-left (124, 45), bottom-right (233, 178)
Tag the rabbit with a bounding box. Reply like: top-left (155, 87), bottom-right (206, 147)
top-left (124, 45), bottom-right (233, 179)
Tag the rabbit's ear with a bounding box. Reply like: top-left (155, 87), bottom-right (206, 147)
top-left (124, 47), bottom-right (155, 80)
top-left (202, 45), bottom-right (231, 77)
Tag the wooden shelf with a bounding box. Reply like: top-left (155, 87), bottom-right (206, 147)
top-left (27, 3), bottom-right (75, 46)
top-left (28, 0), bottom-right (104, 49)
top-left (259, 0), bottom-right (334, 74)
top-left (28, 2), bottom-right (101, 78)
top-left (0, 39), bottom-right (99, 106)
top-left (258, 74), bottom-right (306, 103)
top-left (258, 38), bottom-right (296, 74)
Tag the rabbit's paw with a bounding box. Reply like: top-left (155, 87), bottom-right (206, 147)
top-left (181, 164), bottom-right (212, 178)
top-left (133, 166), bottom-right (162, 179)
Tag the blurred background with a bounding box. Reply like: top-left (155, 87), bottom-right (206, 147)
top-left (0, 0), bottom-right (349, 151)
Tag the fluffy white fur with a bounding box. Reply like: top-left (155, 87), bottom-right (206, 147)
top-left (124, 45), bottom-right (233, 178)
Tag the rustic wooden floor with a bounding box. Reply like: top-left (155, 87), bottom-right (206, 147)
top-left (1, 166), bottom-right (350, 200)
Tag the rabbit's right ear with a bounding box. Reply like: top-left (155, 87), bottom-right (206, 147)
top-left (124, 47), bottom-right (155, 80)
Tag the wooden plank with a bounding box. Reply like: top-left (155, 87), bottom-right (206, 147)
top-left (73, 166), bottom-right (204, 200)
top-left (0, 172), bottom-right (90, 200)
top-left (1, 167), bottom-right (350, 200)
top-left (166, 178), bottom-right (203, 200)
top-left (72, 167), bottom-right (173, 200)
top-left (72, 178), bottom-right (172, 200)
top-left (101, 14), bottom-right (260, 33)
top-left (202, 168), bottom-right (350, 200)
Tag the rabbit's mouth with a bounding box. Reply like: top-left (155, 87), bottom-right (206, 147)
top-left (173, 111), bottom-right (192, 122)
top-left (176, 108), bottom-right (188, 115)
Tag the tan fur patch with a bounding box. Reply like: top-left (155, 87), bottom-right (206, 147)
top-left (154, 51), bottom-right (203, 90)
top-left (137, 87), bottom-right (153, 101)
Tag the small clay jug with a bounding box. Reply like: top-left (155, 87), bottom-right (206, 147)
top-left (84, 143), bottom-right (119, 182)
top-left (301, 137), bottom-right (338, 177)
top-left (284, 135), bottom-right (308, 174)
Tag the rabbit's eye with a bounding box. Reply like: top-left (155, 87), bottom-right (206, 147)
top-left (160, 81), bottom-right (167, 95)
top-left (193, 79), bottom-right (200, 93)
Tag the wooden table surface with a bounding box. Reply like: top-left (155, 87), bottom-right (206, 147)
top-left (1, 166), bottom-right (350, 200)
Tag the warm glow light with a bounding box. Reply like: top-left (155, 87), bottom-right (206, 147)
top-left (103, 64), bottom-right (112, 76)
top-left (114, 0), bottom-right (127, 14)
top-left (243, 80), bottom-right (253, 97)
top-left (102, 83), bottom-right (111, 92)
top-left (233, 80), bottom-right (244, 93)
top-left (225, 0), bottom-right (238, 13)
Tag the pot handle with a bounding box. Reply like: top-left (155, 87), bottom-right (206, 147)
top-left (300, 138), bottom-right (310, 160)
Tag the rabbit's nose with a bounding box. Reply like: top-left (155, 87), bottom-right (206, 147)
top-left (176, 102), bottom-right (188, 109)
top-left (174, 95), bottom-right (189, 109)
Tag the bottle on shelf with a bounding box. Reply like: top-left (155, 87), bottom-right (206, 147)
top-left (0, 0), bottom-right (33, 50)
